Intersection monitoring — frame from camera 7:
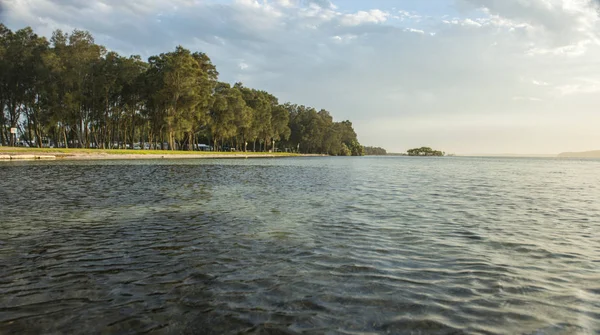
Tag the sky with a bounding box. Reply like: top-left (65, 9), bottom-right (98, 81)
top-left (2, 0), bottom-right (600, 154)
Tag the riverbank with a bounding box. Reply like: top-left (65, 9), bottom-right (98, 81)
top-left (0, 147), bottom-right (307, 160)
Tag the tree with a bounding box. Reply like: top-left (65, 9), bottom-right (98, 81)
top-left (210, 82), bottom-right (237, 150)
top-left (150, 46), bottom-right (208, 150)
top-left (1, 27), bottom-right (47, 146)
top-left (118, 55), bottom-right (148, 149)
top-left (187, 52), bottom-right (218, 150)
top-left (270, 104), bottom-right (291, 151)
top-left (61, 30), bottom-right (105, 147)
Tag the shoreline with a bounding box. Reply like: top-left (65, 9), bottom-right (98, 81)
top-left (0, 148), bottom-right (321, 161)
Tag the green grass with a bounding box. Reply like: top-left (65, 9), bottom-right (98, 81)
top-left (0, 146), bottom-right (299, 156)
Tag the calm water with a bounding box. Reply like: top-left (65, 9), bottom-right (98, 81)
top-left (1, 157), bottom-right (599, 335)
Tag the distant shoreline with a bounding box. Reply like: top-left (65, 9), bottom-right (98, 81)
top-left (557, 150), bottom-right (600, 158)
top-left (456, 151), bottom-right (600, 158)
top-left (456, 154), bottom-right (557, 158)
top-left (0, 148), bottom-right (315, 161)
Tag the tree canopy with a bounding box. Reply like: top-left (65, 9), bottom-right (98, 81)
top-left (0, 25), bottom-right (364, 155)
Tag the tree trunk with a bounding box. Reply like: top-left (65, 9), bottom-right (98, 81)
top-left (84, 117), bottom-right (89, 148)
top-left (0, 100), bottom-right (7, 146)
top-left (63, 128), bottom-right (69, 149)
top-left (78, 113), bottom-right (84, 148)
top-left (130, 107), bottom-right (135, 149)
top-left (34, 113), bottom-right (43, 148)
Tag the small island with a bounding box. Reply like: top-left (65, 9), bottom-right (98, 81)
top-left (407, 147), bottom-right (445, 156)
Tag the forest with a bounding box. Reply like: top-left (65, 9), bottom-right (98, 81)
top-left (0, 25), bottom-right (364, 155)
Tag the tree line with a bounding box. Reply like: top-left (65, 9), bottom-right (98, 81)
top-left (363, 146), bottom-right (387, 155)
top-left (0, 25), bottom-right (364, 155)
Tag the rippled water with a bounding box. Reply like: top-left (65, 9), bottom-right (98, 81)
top-left (1, 157), bottom-right (599, 334)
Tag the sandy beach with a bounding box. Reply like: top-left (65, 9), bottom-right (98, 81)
top-left (0, 148), bottom-right (309, 160)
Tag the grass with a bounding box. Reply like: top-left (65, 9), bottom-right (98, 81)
top-left (0, 146), bottom-right (300, 156)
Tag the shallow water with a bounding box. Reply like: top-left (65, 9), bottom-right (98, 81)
top-left (1, 157), bottom-right (599, 334)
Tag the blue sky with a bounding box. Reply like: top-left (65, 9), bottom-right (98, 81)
top-left (3, 0), bottom-right (600, 154)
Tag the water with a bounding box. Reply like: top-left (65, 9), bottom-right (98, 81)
top-left (1, 157), bottom-right (599, 335)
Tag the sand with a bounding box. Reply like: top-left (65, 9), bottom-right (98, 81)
top-left (0, 149), bottom-right (316, 161)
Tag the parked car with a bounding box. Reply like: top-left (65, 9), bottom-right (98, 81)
top-left (197, 144), bottom-right (213, 151)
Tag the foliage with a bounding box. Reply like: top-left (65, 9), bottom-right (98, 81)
top-left (363, 146), bottom-right (387, 155)
top-left (0, 25), bottom-right (363, 155)
top-left (407, 147), bottom-right (444, 156)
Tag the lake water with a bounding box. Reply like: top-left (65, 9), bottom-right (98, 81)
top-left (1, 157), bottom-right (599, 334)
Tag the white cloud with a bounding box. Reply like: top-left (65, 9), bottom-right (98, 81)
top-left (274, 0), bottom-right (293, 8)
top-left (332, 34), bottom-right (357, 43)
top-left (512, 96), bottom-right (543, 102)
top-left (526, 39), bottom-right (593, 57)
top-left (397, 10), bottom-right (422, 21)
top-left (459, 0), bottom-right (599, 45)
top-left (405, 28), bottom-right (425, 34)
top-left (340, 9), bottom-right (389, 26)
top-left (556, 78), bottom-right (600, 95)
top-left (463, 18), bottom-right (482, 27)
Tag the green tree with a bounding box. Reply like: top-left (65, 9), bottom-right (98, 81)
top-left (270, 104), bottom-right (291, 152)
top-left (210, 82), bottom-right (237, 150)
top-left (1, 27), bottom-right (46, 146)
top-left (150, 46), bottom-right (209, 150)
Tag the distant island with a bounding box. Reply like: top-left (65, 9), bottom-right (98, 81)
top-left (557, 150), bottom-right (600, 158)
top-left (363, 146), bottom-right (446, 156)
top-left (407, 147), bottom-right (445, 156)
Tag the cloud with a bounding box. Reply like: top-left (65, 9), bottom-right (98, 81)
top-left (274, 0), bottom-right (294, 7)
top-left (404, 28), bottom-right (425, 34)
top-left (2, 0), bottom-right (600, 154)
top-left (340, 9), bottom-right (389, 26)
top-left (304, 0), bottom-right (336, 9)
top-left (458, 0), bottom-right (600, 48)
top-left (556, 77), bottom-right (600, 95)
top-left (397, 10), bottom-right (422, 21)
top-left (532, 79), bottom-right (549, 86)
top-left (512, 96), bottom-right (543, 102)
